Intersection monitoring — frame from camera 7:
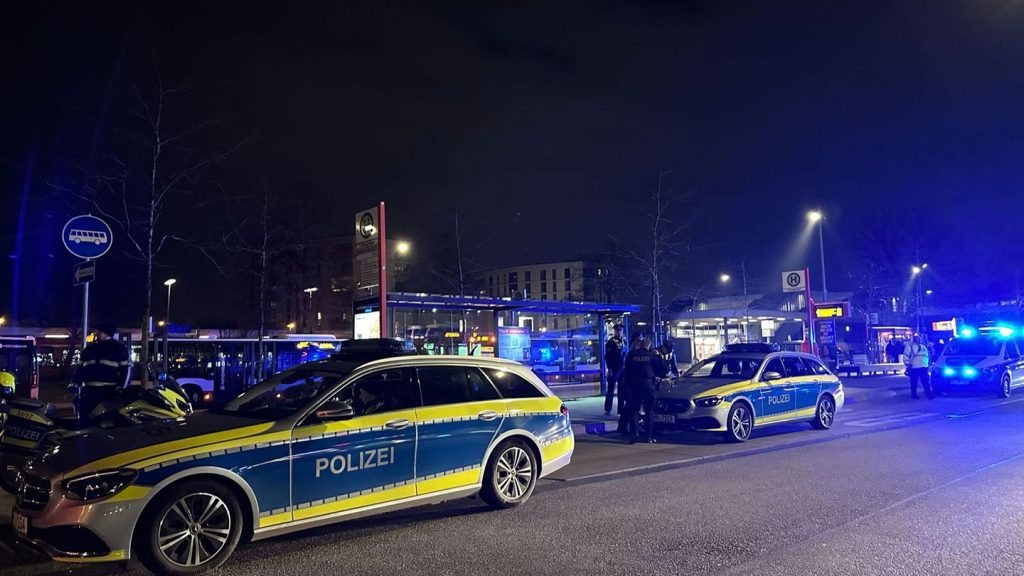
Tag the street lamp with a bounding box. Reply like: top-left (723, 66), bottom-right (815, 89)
top-left (396, 241), bottom-right (411, 255)
top-left (911, 263), bottom-right (928, 333)
top-left (807, 210), bottom-right (827, 302)
top-left (162, 279), bottom-right (177, 373)
top-left (303, 287), bottom-right (318, 330)
top-left (0, 316), bottom-right (5, 327)
top-left (689, 274), bottom-right (732, 364)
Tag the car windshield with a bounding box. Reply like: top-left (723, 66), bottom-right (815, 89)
top-left (683, 355), bottom-right (763, 379)
top-left (943, 337), bottom-right (1002, 357)
top-left (218, 367), bottom-right (355, 420)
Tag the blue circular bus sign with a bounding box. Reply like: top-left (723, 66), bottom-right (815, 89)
top-left (62, 215), bottom-right (113, 259)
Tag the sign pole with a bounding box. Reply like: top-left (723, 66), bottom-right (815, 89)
top-left (82, 273), bottom-right (90, 353)
top-left (805, 267), bottom-right (815, 354)
top-left (378, 201), bottom-right (388, 338)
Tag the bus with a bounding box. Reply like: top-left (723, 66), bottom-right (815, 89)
top-left (136, 335), bottom-right (341, 402)
top-left (0, 336), bottom-right (39, 399)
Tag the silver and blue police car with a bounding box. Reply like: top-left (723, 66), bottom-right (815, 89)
top-left (652, 344), bottom-right (844, 442)
top-left (12, 352), bottom-right (573, 574)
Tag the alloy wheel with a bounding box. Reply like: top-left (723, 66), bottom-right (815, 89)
top-left (731, 405), bottom-right (752, 440)
top-left (819, 398), bottom-right (834, 427)
top-left (157, 492), bottom-right (232, 567)
top-left (495, 446), bottom-right (533, 500)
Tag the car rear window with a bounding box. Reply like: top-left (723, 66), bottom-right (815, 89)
top-left (802, 357), bottom-right (832, 375)
top-left (483, 368), bottom-right (545, 399)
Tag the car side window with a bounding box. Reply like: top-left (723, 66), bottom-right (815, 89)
top-left (418, 366), bottom-right (501, 406)
top-left (761, 358), bottom-right (785, 381)
top-left (333, 368), bottom-right (420, 417)
top-left (781, 356), bottom-right (809, 377)
top-left (483, 368), bottom-right (545, 398)
top-left (802, 357), bottom-right (831, 375)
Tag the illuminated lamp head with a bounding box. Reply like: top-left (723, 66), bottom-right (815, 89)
top-left (959, 327), bottom-right (975, 338)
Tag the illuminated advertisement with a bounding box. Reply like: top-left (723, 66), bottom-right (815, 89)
top-left (354, 311), bottom-right (381, 340)
top-left (497, 326), bottom-right (530, 362)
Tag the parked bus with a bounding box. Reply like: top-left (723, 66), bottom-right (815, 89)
top-left (137, 335), bottom-right (341, 402)
top-left (0, 336), bottom-right (39, 399)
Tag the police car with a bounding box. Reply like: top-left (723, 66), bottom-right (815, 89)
top-left (12, 351), bottom-right (573, 574)
top-left (652, 344), bottom-right (844, 442)
top-left (931, 325), bottom-right (1024, 397)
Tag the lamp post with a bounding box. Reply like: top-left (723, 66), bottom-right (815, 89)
top-left (807, 210), bottom-right (827, 302)
top-left (911, 263), bottom-right (928, 333)
top-left (688, 274), bottom-right (732, 365)
top-left (303, 287), bottom-right (318, 330)
top-left (162, 279), bottom-right (176, 373)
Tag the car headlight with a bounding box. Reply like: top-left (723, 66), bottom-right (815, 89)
top-left (63, 469), bottom-right (137, 501)
top-left (695, 396), bottom-right (723, 407)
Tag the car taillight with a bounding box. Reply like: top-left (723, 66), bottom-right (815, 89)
top-left (560, 403), bottom-right (569, 417)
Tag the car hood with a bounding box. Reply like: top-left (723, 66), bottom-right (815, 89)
top-left (25, 411), bottom-right (275, 480)
top-left (658, 377), bottom-right (750, 399)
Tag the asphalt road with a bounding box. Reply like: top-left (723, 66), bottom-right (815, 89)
top-left (6, 382), bottom-right (1024, 576)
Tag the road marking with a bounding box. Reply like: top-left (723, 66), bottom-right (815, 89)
top-left (842, 411), bottom-right (933, 427)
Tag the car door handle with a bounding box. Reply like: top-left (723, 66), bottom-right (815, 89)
top-left (477, 410), bottom-right (499, 421)
top-left (384, 418), bottom-right (413, 430)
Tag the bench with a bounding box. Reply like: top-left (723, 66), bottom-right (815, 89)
top-left (836, 354), bottom-right (905, 377)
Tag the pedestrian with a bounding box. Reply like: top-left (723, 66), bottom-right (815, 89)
top-left (894, 337), bottom-right (906, 363)
top-left (904, 333), bottom-right (933, 400)
top-left (73, 323), bottom-right (131, 418)
top-left (884, 338), bottom-right (896, 363)
top-left (604, 323), bottom-right (627, 417)
top-left (653, 339), bottom-right (679, 378)
top-left (622, 338), bottom-right (658, 444)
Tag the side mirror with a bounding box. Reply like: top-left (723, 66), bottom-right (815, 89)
top-left (762, 371), bottom-right (784, 382)
top-left (315, 400), bottom-right (354, 421)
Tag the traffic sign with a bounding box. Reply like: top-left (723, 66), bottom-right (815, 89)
top-left (73, 260), bottom-right (96, 286)
top-left (782, 269), bottom-right (806, 293)
top-left (62, 214), bottom-right (113, 259)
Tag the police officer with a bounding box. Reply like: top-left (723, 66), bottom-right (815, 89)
top-left (623, 338), bottom-right (658, 444)
top-left (653, 339), bottom-right (679, 378)
top-left (604, 323), bottom-right (627, 416)
top-left (905, 333), bottom-right (933, 400)
top-left (74, 323), bottom-right (130, 418)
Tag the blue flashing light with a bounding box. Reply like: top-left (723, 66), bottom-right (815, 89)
top-left (959, 327), bottom-right (975, 338)
top-left (942, 367), bottom-right (956, 377)
top-left (963, 366), bottom-right (978, 378)
top-left (997, 326), bottom-right (1016, 338)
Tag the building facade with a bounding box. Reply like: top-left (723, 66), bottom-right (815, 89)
top-left (475, 261), bottom-right (591, 301)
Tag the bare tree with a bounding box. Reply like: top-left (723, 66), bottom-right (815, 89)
top-left (53, 77), bottom-right (243, 387)
top-left (613, 171), bottom-right (690, 346)
top-left (218, 181), bottom-right (298, 380)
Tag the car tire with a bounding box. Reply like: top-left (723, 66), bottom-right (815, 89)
top-left (999, 374), bottom-right (1012, 399)
top-left (724, 402), bottom-right (753, 443)
top-left (136, 480), bottom-right (244, 575)
top-left (480, 438), bottom-right (538, 509)
top-left (811, 395), bottom-right (835, 430)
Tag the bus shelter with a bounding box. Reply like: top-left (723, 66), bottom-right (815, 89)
top-left (355, 292), bottom-right (639, 397)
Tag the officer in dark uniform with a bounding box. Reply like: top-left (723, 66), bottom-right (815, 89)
top-left (622, 338), bottom-right (658, 444)
top-left (653, 339), bottom-right (679, 378)
top-left (603, 323), bottom-right (627, 416)
top-left (73, 323), bottom-right (130, 419)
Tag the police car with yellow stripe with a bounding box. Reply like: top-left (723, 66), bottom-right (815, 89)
top-left (12, 346), bottom-right (573, 574)
top-left (653, 344), bottom-right (844, 442)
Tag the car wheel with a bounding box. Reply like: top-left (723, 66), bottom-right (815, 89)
top-left (137, 480), bottom-right (243, 575)
top-left (811, 395), bottom-right (835, 430)
top-left (724, 402), bottom-right (753, 443)
top-left (1000, 374), bottom-right (1012, 398)
top-left (480, 438), bottom-right (538, 509)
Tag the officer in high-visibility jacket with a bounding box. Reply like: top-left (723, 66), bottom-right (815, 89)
top-left (73, 323), bottom-right (130, 418)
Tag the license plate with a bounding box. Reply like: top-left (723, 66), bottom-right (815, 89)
top-left (653, 414), bottom-right (676, 424)
top-left (13, 511), bottom-right (28, 538)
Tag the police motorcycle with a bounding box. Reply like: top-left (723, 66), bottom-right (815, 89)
top-left (0, 365), bottom-right (192, 493)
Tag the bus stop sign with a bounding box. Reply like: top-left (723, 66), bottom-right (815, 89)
top-left (62, 214), bottom-right (113, 259)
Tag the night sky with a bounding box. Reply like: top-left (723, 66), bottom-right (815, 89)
top-left (4, 1), bottom-right (1024, 326)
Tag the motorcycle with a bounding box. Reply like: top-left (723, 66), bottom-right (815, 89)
top-left (0, 374), bottom-right (192, 493)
